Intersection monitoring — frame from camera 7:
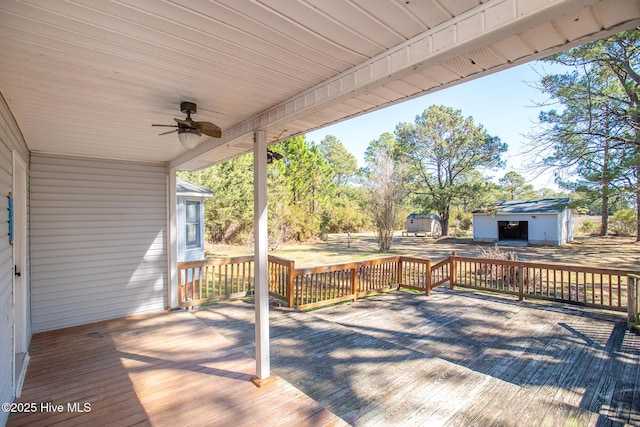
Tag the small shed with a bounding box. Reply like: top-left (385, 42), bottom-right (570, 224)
top-left (472, 198), bottom-right (574, 246)
top-left (177, 178), bottom-right (213, 262)
top-left (404, 213), bottom-right (441, 237)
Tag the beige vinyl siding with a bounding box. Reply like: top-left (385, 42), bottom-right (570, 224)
top-left (30, 154), bottom-right (168, 332)
top-left (0, 93), bottom-right (30, 426)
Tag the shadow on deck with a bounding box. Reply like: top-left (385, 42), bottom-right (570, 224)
top-left (194, 288), bottom-right (640, 426)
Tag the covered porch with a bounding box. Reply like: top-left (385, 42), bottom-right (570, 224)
top-left (3, 1), bottom-right (640, 424)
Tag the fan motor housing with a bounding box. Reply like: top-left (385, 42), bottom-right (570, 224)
top-left (180, 101), bottom-right (197, 115)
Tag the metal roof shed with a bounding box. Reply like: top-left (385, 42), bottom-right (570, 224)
top-left (472, 198), bottom-right (574, 246)
top-left (405, 213), bottom-right (442, 237)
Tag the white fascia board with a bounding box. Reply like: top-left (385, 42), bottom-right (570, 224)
top-left (170, 0), bottom-right (608, 170)
top-left (178, 192), bottom-right (214, 198)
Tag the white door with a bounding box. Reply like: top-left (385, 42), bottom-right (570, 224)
top-left (12, 152), bottom-right (28, 394)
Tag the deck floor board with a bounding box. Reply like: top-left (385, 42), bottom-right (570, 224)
top-left (195, 288), bottom-right (640, 426)
top-left (9, 310), bottom-right (346, 427)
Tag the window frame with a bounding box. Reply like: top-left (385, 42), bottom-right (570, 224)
top-left (184, 199), bottom-right (202, 249)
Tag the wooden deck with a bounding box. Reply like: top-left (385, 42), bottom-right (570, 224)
top-left (8, 310), bottom-right (346, 427)
top-left (194, 289), bottom-right (640, 426)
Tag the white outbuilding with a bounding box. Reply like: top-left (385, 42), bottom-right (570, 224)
top-left (472, 198), bottom-right (574, 246)
top-left (404, 213), bottom-right (442, 237)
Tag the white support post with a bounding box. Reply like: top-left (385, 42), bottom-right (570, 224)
top-left (167, 168), bottom-right (179, 309)
top-left (252, 130), bottom-right (271, 385)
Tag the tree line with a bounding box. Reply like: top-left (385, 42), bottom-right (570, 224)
top-left (178, 127), bottom-right (561, 250)
top-left (180, 29), bottom-right (639, 249)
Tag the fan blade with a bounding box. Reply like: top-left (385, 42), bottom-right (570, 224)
top-left (174, 118), bottom-right (196, 128)
top-left (267, 149), bottom-right (283, 161)
top-left (194, 121), bottom-right (222, 138)
top-left (152, 124), bottom-right (178, 127)
top-left (158, 129), bottom-right (178, 136)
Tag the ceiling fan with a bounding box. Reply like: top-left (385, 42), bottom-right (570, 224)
top-left (152, 101), bottom-right (221, 148)
top-left (267, 149), bottom-right (283, 163)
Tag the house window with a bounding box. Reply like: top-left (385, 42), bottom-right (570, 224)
top-left (185, 200), bottom-right (201, 249)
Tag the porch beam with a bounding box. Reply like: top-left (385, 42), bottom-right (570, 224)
top-left (169, 0), bottom-right (628, 171)
top-left (252, 129), bottom-right (271, 384)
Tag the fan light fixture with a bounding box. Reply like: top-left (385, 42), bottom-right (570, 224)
top-left (178, 126), bottom-right (201, 149)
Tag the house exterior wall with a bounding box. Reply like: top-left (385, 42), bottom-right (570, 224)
top-left (176, 196), bottom-right (207, 262)
top-left (0, 94), bottom-right (31, 425)
top-left (473, 213), bottom-right (564, 245)
top-left (30, 154), bottom-right (168, 332)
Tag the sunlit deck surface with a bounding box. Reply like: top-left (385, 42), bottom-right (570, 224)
top-left (194, 289), bottom-right (640, 426)
top-left (8, 310), bottom-right (346, 427)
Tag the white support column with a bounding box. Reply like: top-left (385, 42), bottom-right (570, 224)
top-left (252, 129), bottom-right (271, 385)
top-left (167, 168), bottom-right (179, 309)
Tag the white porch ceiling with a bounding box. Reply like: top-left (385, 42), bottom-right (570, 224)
top-left (1, 0), bottom-right (639, 171)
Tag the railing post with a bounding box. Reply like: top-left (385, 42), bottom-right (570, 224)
top-left (178, 272), bottom-right (184, 305)
top-left (397, 257), bottom-right (403, 289)
top-left (287, 259), bottom-right (296, 308)
top-left (449, 251), bottom-right (457, 290)
top-left (351, 266), bottom-right (358, 302)
top-left (629, 274), bottom-right (639, 327)
top-left (426, 259), bottom-right (432, 296)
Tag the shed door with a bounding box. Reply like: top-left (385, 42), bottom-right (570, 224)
top-left (498, 221), bottom-right (528, 241)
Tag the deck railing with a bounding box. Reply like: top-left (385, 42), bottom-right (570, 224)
top-left (397, 256), bottom-right (432, 294)
top-left (290, 262), bottom-right (359, 310)
top-left (430, 257), bottom-right (451, 290)
top-left (178, 253), bottom-right (640, 318)
top-left (449, 254), bottom-right (639, 313)
top-left (178, 255), bottom-right (255, 306)
top-left (276, 256), bottom-right (432, 310)
top-left (178, 255), bottom-right (432, 309)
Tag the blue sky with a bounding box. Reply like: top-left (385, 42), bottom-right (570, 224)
top-left (306, 61), bottom-right (561, 190)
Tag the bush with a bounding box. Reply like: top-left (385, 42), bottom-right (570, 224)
top-left (452, 228), bottom-right (468, 238)
top-left (579, 220), bottom-right (599, 235)
top-left (477, 245), bottom-right (519, 261)
top-left (321, 203), bottom-right (369, 234)
top-left (451, 210), bottom-right (472, 231)
top-left (610, 209), bottom-right (637, 237)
